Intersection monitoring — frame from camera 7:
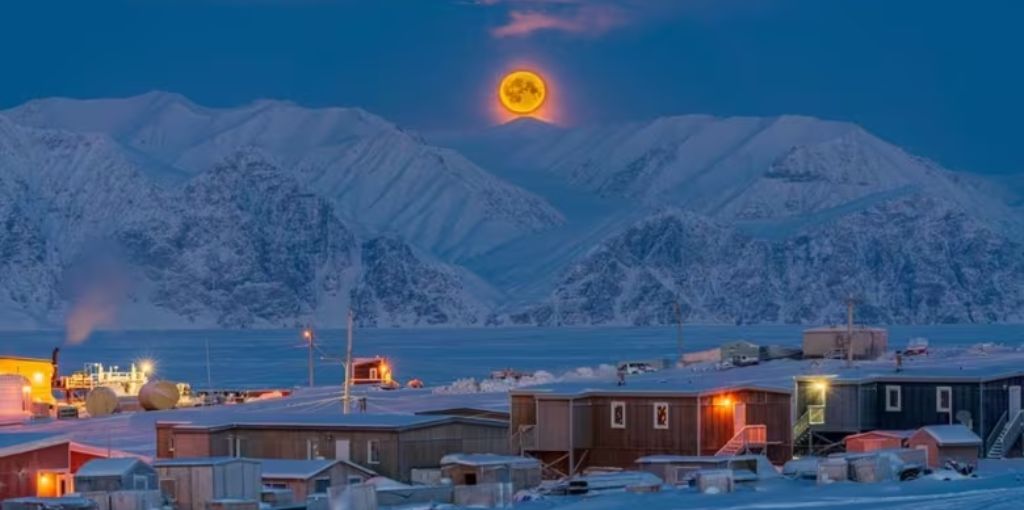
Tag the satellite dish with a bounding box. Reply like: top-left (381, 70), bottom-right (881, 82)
top-left (956, 410), bottom-right (973, 428)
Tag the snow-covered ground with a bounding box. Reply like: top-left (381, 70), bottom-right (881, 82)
top-left (3, 325), bottom-right (1024, 461)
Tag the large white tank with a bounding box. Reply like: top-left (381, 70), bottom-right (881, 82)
top-left (0, 374), bottom-right (30, 424)
top-left (85, 386), bottom-right (120, 417)
top-left (138, 380), bottom-right (180, 411)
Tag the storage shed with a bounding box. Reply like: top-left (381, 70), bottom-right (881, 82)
top-left (802, 327), bottom-right (887, 360)
top-left (907, 425), bottom-right (981, 468)
top-left (153, 457), bottom-right (261, 510)
top-left (843, 430), bottom-right (912, 453)
top-left (74, 458), bottom-right (156, 492)
top-left (440, 453), bottom-right (541, 492)
top-left (0, 356), bottom-right (56, 405)
top-left (156, 413), bottom-right (508, 482)
top-left (259, 458), bottom-right (375, 502)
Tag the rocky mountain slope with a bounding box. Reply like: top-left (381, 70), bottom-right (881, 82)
top-left (0, 118), bottom-right (491, 331)
top-left (1, 94), bottom-right (1022, 330)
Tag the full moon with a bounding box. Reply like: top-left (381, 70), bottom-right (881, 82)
top-left (498, 70), bottom-right (547, 115)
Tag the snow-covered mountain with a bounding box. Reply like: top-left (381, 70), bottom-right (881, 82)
top-left (5, 92), bottom-right (564, 261)
top-left (0, 119), bottom-right (492, 330)
top-left (440, 115), bottom-right (1024, 325)
top-left (1, 94), bottom-right (1022, 330)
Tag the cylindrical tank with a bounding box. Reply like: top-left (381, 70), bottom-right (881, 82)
top-left (85, 386), bottom-right (119, 417)
top-left (0, 375), bottom-right (30, 423)
top-left (138, 380), bottom-right (180, 411)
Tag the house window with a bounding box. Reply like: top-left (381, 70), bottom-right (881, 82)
top-left (313, 478), bottom-right (331, 494)
top-left (132, 475), bottom-right (149, 490)
top-left (885, 385), bottom-right (902, 412)
top-left (653, 402), bottom-right (669, 430)
top-left (347, 476), bottom-right (363, 485)
top-left (610, 401), bottom-right (626, 429)
top-left (367, 439), bottom-right (381, 464)
top-left (306, 439), bottom-right (320, 459)
top-left (937, 386), bottom-right (952, 413)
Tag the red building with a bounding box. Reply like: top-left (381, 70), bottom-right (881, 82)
top-left (0, 432), bottom-right (120, 499)
top-left (843, 430), bottom-right (912, 453)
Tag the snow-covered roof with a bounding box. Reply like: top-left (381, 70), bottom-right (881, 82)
top-left (804, 326), bottom-right (887, 333)
top-left (440, 453), bottom-right (539, 468)
top-left (259, 459), bottom-right (337, 479)
top-left (162, 412), bottom-right (504, 432)
top-left (154, 457), bottom-right (258, 467)
top-left (843, 430), bottom-right (914, 442)
top-left (0, 432), bottom-right (70, 457)
top-left (76, 458), bottom-right (146, 477)
top-left (916, 425), bottom-right (982, 446)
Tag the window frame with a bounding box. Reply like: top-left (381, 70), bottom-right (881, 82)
top-left (885, 385), bottom-right (902, 412)
top-left (367, 439), bottom-right (381, 465)
top-left (936, 386), bottom-right (953, 413)
top-left (610, 401), bottom-right (627, 429)
top-left (653, 402), bottom-right (670, 430)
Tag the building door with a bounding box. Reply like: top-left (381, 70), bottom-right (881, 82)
top-left (733, 403), bottom-right (746, 434)
top-left (335, 439), bottom-right (351, 461)
top-left (1010, 386), bottom-right (1022, 416)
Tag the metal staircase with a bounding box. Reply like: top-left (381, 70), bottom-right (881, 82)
top-left (987, 410), bottom-right (1024, 459)
top-left (716, 425), bottom-right (767, 456)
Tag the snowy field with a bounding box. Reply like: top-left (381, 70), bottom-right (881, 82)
top-left (4, 325), bottom-right (1024, 508)
top-left (2, 325), bottom-right (1023, 389)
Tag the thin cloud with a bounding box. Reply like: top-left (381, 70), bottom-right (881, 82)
top-left (492, 4), bottom-right (627, 38)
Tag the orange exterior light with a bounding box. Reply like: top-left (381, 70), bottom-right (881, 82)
top-left (22, 385), bottom-right (31, 394)
top-left (714, 396), bottom-right (733, 407)
top-left (812, 380), bottom-right (829, 392)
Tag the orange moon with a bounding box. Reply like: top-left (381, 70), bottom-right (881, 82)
top-left (498, 70), bottom-right (547, 115)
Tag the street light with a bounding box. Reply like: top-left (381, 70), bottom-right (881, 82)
top-left (303, 327), bottom-right (315, 387)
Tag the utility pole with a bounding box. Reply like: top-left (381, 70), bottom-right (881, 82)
top-left (845, 297), bottom-right (855, 368)
top-left (343, 309), bottom-right (354, 414)
top-left (303, 327), bottom-right (315, 387)
top-left (673, 299), bottom-right (684, 366)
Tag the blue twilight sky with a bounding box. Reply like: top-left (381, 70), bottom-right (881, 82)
top-left (1, 0), bottom-right (1021, 174)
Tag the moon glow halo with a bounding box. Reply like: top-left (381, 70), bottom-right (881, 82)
top-left (498, 70), bottom-right (547, 116)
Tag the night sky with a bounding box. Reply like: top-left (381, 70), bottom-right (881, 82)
top-left (2, 0), bottom-right (1021, 174)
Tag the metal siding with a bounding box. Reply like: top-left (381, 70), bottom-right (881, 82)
top-left (536, 399), bottom-right (571, 451)
top-left (873, 382), bottom-right (982, 436)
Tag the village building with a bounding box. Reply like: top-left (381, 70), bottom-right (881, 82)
top-left (439, 453), bottom-right (541, 492)
top-left (801, 327), bottom-right (888, 360)
top-left (907, 425), bottom-right (982, 468)
top-left (0, 432), bottom-right (119, 500)
top-left (510, 380), bottom-right (792, 477)
top-left (153, 457), bottom-right (261, 510)
top-left (350, 357), bottom-right (392, 385)
top-left (155, 413), bottom-right (508, 482)
top-left (259, 458), bottom-right (375, 502)
top-left (795, 368), bottom-right (1024, 458)
top-left (73, 457), bottom-right (157, 492)
top-left (720, 341), bottom-right (760, 366)
top-left (842, 430), bottom-right (912, 453)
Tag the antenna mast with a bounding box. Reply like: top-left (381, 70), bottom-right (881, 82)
top-left (673, 299), bottom-right (684, 366)
top-left (845, 297), bottom-right (855, 368)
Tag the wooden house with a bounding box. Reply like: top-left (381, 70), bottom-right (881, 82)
top-left (907, 425), bottom-right (981, 468)
top-left (155, 413), bottom-right (508, 482)
top-left (350, 357), bottom-right (392, 385)
top-left (0, 433), bottom-right (117, 500)
top-left (842, 430), bottom-right (912, 453)
top-left (259, 458), bottom-right (375, 502)
top-left (510, 382), bottom-right (792, 477)
top-left (73, 458), bottom-right (156, 492)
top-left (795, 368), bottom-right (1024, 458)
top-left (152, 457), bottom-right (261, 510)
top-left (802, 327), bottom-right (888, 360)
top-left (439, 453), bottom-right (541, 492)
